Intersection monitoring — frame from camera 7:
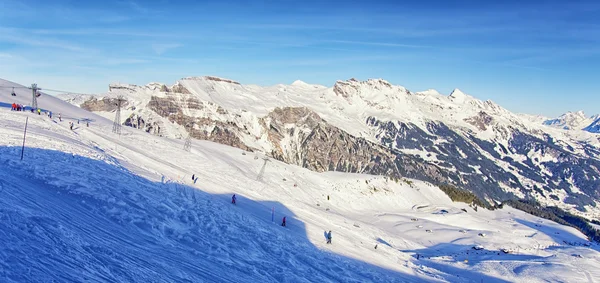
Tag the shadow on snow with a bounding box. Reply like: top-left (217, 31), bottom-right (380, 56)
top-left (0, 146), bottom-right (424, 283)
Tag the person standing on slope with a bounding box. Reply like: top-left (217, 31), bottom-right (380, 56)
top-left (281, 216), bottom-right (286, 227)
top-left (326, 231), bottom-right (332, 244)
top-left (231, 194), bottom-right (237, 205)
top-left (58, 113), bottom-right (62, 122)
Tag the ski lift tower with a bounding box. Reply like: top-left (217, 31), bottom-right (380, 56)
top-left (112, 95), bottom-right (126, 135)
top-left (31, 83), bottom-right (39, 109)
top-left (183, 123), bottom-right (193, 152)
top-left (257, 157), bottom-right (270, 181)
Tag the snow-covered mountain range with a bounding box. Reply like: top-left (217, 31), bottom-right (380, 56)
top-left (543, 111), bottom-right (600, 132)
top-left (2, 77), bottom-right (600, 282)
top-left (59, 76), bottom-right (600, 218)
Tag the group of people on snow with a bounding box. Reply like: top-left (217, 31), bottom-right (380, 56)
top-left (10, 103), bottom-right (55, 118)
top-left (9, 104), bottom-right (89, 129)
top-left (10, 103), bottom-right (25, 111)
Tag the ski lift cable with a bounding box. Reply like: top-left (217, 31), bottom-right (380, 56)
top-left (0, 85), bottom-right (93, 96)
top-left (41, 88), bottom-right (95, 96)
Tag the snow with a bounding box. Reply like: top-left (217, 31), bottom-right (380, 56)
top-left (1, 80), bottom-right (600, 282)
top-left (448, 88), bottom-right (469, 104)
top-left (544, 111), bottom-right (587, 129)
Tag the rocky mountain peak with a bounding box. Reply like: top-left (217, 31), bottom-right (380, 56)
top-left (544, 110), bottom-right (593, 130)
top-left (449, 88), bottom-right (469, 102)
top-left (332, 78), bottom-right (404, 103)
top-left (267, 107), bottom-right (322, 128)
top-left (291, 80), bottom-right (310, 87)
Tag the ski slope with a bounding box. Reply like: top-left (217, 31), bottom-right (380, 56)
top-left (1, 84), bottom-right (600, 282)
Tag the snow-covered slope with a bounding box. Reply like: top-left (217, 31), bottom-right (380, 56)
top-left (2, 80), bottom-right (600, 282)
top-left (584, 117), bottom-right (600, 133)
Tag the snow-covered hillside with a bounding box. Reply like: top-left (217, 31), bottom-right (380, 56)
top-left (2, 80), bottom-right (600, 282)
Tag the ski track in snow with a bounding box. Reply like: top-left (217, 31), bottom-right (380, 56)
top-left (1, 86), bottom-right (600, 282)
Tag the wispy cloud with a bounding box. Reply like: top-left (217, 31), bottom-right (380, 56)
top-left (117, 0), bottom-right (150, 14)
top-left (324, 40), bottom-right (432, 49)
top-left (280, 55), bottom-right (408, 67)
top-left (0, 28), bottom-right (87, 52)
top-left (101, 58), bottom-right (150, 66)
top-left (22, 27), bottom-right (186, 38)
top-left (151, 43), bottom-right (183, 55)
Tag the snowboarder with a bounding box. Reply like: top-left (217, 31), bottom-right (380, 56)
top-left (231, 194), bottom-right (237, 205)
top-left (281, 216), bottom-right (286, 227)
top-left (326, 231), bottom-right (332, 244)
top-left (374, 244), bottom-right (378, 249)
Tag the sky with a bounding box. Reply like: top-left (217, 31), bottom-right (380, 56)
top-left (0, 0), bottom-right (598, 117)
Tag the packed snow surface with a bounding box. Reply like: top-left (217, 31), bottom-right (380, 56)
top-left (1, 80), bottom-right (600, 282)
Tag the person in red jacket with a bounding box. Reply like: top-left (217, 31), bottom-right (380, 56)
top-left (11, 103), bottom-right (16, 111)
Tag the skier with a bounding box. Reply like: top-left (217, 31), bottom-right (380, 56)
top-left (69, 122), bottom-right (74, 130)
top-left (192, 174), bottom-right (195, 181)
top-left (58, 113), bottom-right (62, 122)
top-left (281, 216), bottom-right (286, 227)
top-left (11, 103), bottom-right (16, 111)
top-left (37, 108), bottom-right (41, 115)
top-left (231, 194), bottom-right (237, 205)
top-left (326, 231), bottom-right (332, 244)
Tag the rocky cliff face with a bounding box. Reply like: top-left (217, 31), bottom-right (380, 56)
top-left (81, 97), bottom-right (128, 112)
top-left (261, 107), bottom-right (449, 185)
top-left (366, 115), bottom-right (600, 210)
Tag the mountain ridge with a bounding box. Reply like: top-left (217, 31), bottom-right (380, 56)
top-left (50, 76), bottom-right (600, 218)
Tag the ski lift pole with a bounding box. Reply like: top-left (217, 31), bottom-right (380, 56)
top-left (21, 117), bottom-right (29, 160)
top-left (31, 83), bottom-right (38, 110)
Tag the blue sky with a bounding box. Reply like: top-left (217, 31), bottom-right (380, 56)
top-left (0, 0), bottom-right (598, 117)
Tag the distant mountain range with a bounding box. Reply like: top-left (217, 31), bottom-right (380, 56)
top-left (543, 111), bottom-right (600, 133)
top-left (58, 76), bottom-right (600, 218)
